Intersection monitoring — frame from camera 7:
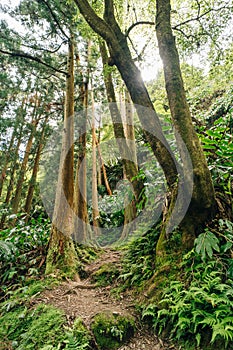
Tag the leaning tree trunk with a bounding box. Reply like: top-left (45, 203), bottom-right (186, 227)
top-left (156, 0), bottom-right (217, 251)
top-left (45, 36), bottom-right (78, 278)
top-left (99, 40), bottom-right (143, 203)
top-left (74, 0), bottom-right (178, 190)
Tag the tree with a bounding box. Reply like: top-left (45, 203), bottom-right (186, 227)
top-left (24, 115), bottom-right (49, 218)
top-left (73, 0), bottom-right (217, 252)
top-left (45, 35), bottom-right (78, 277)
top-left (155, 0), bottom-right (217, 251)
top-left (91, 89), bottom-right (101, 237)
top-left (74, 0), bottom-right (178, 190)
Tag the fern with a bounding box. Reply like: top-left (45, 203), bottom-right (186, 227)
top-left (142, 250), bottom-right (233, 348)
top-left (0, 240), bottom-right (17, 260)
top-left (195, 230), bottom-right (220, 260)
top-left (64, 333), bottom-right (90, 349)
top-left (211, 323), bottom-right (233, 344)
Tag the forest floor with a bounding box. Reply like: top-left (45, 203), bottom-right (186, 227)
top-left (32, 249), bottom-right (178, 350)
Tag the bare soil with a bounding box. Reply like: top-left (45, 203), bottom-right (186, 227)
top-left (33, 249), bottom-right (177, 350)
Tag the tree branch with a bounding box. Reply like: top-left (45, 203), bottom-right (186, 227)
top-left (20, 40), bottom-right (68, 54)
top-left (125, 21), bottom-right (155, 37)
top-left (0, 49), bottom-right (67, 75)
top-left (125, 4), bottom-right (231, 37)
top-left (39, 0), bottom-right (69, 40)
top-left (173, 4), bottom-right (231, 30)
top-left (73, 0), bottom-right (115, 44)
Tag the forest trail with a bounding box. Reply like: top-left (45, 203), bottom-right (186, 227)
top-left (32, 249), bottom-right (176, 350)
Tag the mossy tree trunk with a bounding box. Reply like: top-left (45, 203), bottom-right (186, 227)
top-left (73, 80), bottom-right (90, 244)
top-left (121, 89), bottom-right (138, 240)
top-left (46, 36), bottom-right (78, 278)
top-left (156, 0), bottom-right (217, 251)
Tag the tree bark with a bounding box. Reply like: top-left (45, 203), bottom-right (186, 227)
top-left (91, 89), bottom-right (101, 236)
top-left (99, 40), bottom-right (143, 202)
top-left (0, 102), bottom-right (26, 228)
top-left (11, 117), bottom-right (39, 217)
top-left (24, 116), bottom-right (48, 218)
top-left (120, 89), bottom-right (138, 240)
top-left (0, 126), bottom-right (16, 198)
top-left (46, 36), bottom-right (78, 278)
top-left (156, 0), bottom-right (217, 250)
top-left (73, 80), bottom-right (89, 243)
top-left (73, 0), bottom-right (178, 189)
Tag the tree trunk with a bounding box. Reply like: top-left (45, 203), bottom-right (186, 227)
top-left (91, 89), bottom-right (101, 236)
top-left (120, 89), bottom-right (138, 240)
top-left (156, 0), bottom-right (217, 250)
top-left (74, 0), bottom-right (178, 190)
top-left (99, 40), bottom-right (143, 202)
top-left (46, 36), bottom-right (78, 278)
top-left (24, 116), bottom-right (48, 218)
top-left (11, 117), bottom-right (39, 217)
top-left (95, 138), bottom-right (112, 196)
top-left (0, 126), bottom-right (16, 198)
top-left (73, 80), bottom-right (90, 243)
top-left (0, 105), bottom-right (25, 228)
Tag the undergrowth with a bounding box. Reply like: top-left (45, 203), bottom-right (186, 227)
top-left (0, 303), bottom-right (91, 350)
top-left (119, 223), bottom-right (161, 288)
top-left (142, 219), bottom-right (233, 349)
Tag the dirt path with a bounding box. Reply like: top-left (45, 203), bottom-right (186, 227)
top-left (33, 249), bottom-right (176, 350)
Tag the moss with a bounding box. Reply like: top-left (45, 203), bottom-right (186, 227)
top-left (92, 263), bottom-right (120, 286)
top-left (0, 294), bottom-right (92, 350)
top-left (0, 304), bottom-right (66, 349)
top-left (17, 304), bottom-right (66, 349)
top-left (72, 317), bottom-right (91, 344)
top-left (45, 231), bottom-right (79, 279)
top-left (91, 311), bottom-right (135, 349)
top-left (142, 253), bottom-right (181, 306)
top-left (1, 277), bottom-right (58, 312)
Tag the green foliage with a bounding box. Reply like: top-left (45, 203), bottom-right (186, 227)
top-left (63, 317), bottom-right (91, 350)
top-left (0, 215), bottom-right (50, 289)
top-left (1, 277), bottom-right (57, 312)
top-left (0, 287), bottom-right (91, 349)
top-left (142, 246), bottom-right (233, 349)
top-left (119, 223), bottom-right (160, 287)
top-left (198, 89), bottom-right (233, 198)
top-left (195, 229), bottom-right (220, 260)
top-left (0, 304), bottom-right (66, 349)
top-left (92, 262), bottom-right (120, 287)
top-left (0, 240), bottom-right (17, 261)
top-left (91, 311), bottom-right (135, 350)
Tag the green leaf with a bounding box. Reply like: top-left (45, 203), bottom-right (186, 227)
top-left (195, 230), bottom-right (220, 260)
